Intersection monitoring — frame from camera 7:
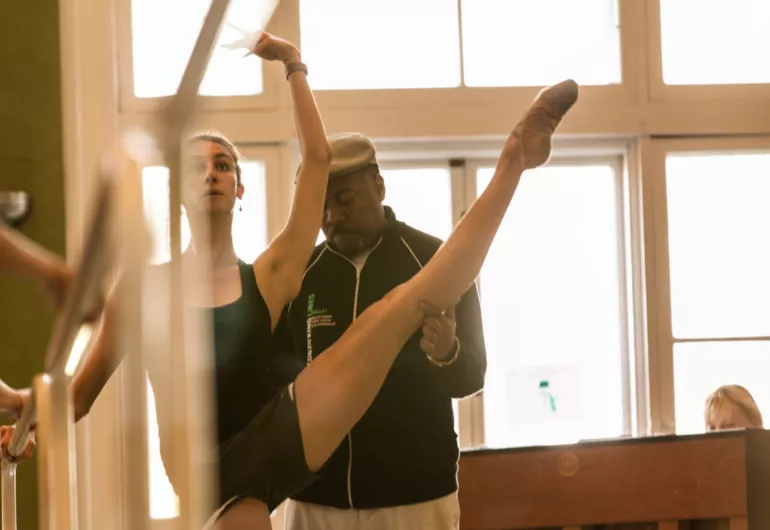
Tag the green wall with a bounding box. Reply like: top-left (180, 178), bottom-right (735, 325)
top-left (0, 1), bottom-right (66, 527)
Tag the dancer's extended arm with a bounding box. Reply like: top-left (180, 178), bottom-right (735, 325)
top-left (251, 33), bottom-right (332, 328)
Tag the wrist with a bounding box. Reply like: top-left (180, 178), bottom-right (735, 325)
top-left (284, 60), bottom-right (308, 81)
top-left (434, 338), bottom-right (457, 361)
top-left (283, 51), bottom-right (302, 66)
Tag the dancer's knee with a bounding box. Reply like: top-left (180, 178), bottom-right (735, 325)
top-left (213, 497), bottom-right (271, 530)
top-left (386, 279), bottom-right (461, 323)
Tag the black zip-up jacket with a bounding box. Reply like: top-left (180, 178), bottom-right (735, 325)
top-left (284, 207), bottom-right (487, 509)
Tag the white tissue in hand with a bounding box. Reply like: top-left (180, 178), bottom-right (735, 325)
top-left (219, 0), bottom-right (280, 51)
top-left (220, 22), bottom-right (261, 51)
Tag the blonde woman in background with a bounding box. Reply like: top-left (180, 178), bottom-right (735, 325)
top-left (705, 385), bottom-right (763, 432)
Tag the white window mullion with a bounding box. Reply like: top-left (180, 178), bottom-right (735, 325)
top-left (621, 140), bottom-right (651, 437)
top-left (613, 151), bottom-right (645, 438)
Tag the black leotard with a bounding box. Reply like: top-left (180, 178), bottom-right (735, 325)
top-left (211, 260), bottom-right (281, 444)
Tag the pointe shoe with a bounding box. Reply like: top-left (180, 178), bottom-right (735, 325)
top-left (511, 79), bottom-right (579, 169)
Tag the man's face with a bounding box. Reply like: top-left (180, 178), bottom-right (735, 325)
top-left (322, 168), bottom-right (386, 257)
top-left (182, 141), bottom-right (243, 216)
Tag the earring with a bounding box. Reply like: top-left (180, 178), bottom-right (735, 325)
top-left (239, 202), bottom-right (243, 212)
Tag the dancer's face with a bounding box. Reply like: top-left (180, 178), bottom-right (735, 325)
top-left (183, 141), bottom-right (243, 216)
top-left (322, 167), bottom-right (387, 258)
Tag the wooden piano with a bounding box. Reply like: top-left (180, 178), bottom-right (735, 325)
top-left (458, 429), bottom-right (770, 530)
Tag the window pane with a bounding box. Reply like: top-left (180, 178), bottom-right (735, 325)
top-left (674, 341), bottom-right (770, 435)
top-left (666, 153), bottom-right (770, 338)
top-left (232, 161), bottom-right (269, 262)
top-left (461, 0), bottom-right (621, 87)
top-left (131, 0), bottom-right (269, 97)
top-left (142, 161), bottom-right (268, 264)
top-left (299, 0), bottom-right (461, 90)
top-left (661, 0), bottom-right (770, 85)
top-left (477, 164), bottom-right (626, 448)
top-left (381, 168), bottom-right (453, 240)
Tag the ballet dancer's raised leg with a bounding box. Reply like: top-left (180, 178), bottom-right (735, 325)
top-left (216, 80), bottom-right (579, 530)
top-left (293, 79), bottom-right (578, 473)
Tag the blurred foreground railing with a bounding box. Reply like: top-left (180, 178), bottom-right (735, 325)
top-left (0, 1), bottom-right (278, 528)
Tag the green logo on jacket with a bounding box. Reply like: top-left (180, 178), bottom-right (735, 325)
top-left (307, 293), bottom-right (328, 317)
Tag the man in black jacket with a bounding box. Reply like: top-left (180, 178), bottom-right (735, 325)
top-left (283, 132), bottom-right (487, 529)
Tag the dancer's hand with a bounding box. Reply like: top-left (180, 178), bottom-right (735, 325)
top-left (419, 304), bottom-right (457, 361)
top-left (250, 32), bottom-right (301, 64)
top-left (0, 425), bottom-right (36, 464)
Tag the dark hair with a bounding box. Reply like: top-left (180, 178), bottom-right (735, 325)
top-left (189, 132), bottom-right (242, 184)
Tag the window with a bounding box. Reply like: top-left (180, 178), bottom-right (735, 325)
top-left (476, 163), bottom-right (628, 448)
top-left (674, 341), bottom-right (770, 434)
top-left (130, 0), bottom-right (271, 97)
top-left (665, 152), bottom-right (770, 434)
top-left (660, 0), bottom-right (770, 85)
top-left (461, 0), bottom-right (622, 87)
top-left (299, 0), bottom-right (461, 90)
top-left (232, 161), bottom-right (269, 262)
top-left (141, 161), bottom-right (268, 264)
top-left (665, 154), bottom-right (770, 339)
top-left (381, 168), bottom-right (453, 240)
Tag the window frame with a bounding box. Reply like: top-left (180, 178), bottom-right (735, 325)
top-left (295, 0), bottom-right (640, 107)
top-left (114, 0), bottom-right (770, 142)
top-left (646, 0), bottom-right (770, 103)
top-left (643, 135), bottom-right (770, 435)
top-left (115, 0), bottom-right (286, 112)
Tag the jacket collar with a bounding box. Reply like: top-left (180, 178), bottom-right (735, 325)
top-left (381, 205), bottom-right (400, 238)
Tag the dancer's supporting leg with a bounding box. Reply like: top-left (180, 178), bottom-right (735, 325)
top-left (294, 79), bottom-right (579, 472)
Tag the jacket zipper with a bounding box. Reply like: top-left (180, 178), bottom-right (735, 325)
top-left (323, 242), bottom-right (381, 509)
top-left (346, 266), bottom-right (361, 508)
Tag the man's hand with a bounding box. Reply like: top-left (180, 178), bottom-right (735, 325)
top-left (419, 304), bottom-right (457, 361)
top-left (0, 425), bottom-right (35, 464)
top-left (249, 32), bottom-right (301, 64)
